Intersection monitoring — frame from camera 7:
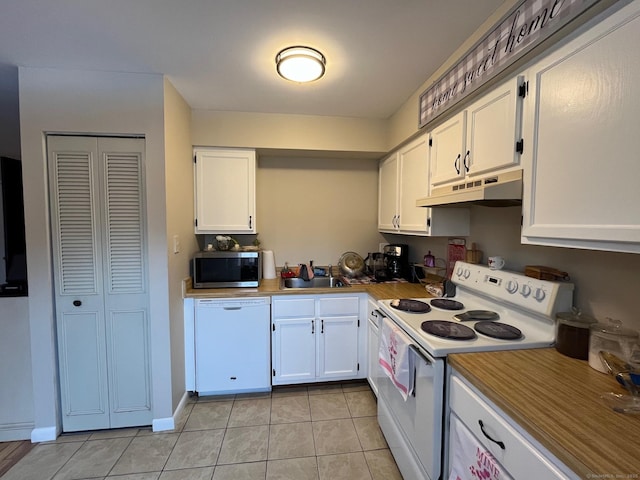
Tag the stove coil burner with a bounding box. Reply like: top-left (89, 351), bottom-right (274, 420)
top-left (430, 299), bottom-right (464, 311)
top-left (454, 310), bottom-right (500, 322)
top-left (474, 321), bottom-right (522, 340)
top-left (390, 299), bottom-right (431, 313)
top-left (420, 321), bottom-right (477, 340)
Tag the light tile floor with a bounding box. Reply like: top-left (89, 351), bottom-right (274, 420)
top-left (2, 381), bottom-right (403, 480)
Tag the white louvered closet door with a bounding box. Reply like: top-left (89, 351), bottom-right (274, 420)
top-left (48, 136), bottom-right (152, 432)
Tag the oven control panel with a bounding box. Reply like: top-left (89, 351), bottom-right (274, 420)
top-left (453, 261), bottom-right (574, 317)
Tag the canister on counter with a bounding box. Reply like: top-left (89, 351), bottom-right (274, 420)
top-left (555, 308), bottom-right (596, 360)
top-left (588, 318), bottom-right (639, 373)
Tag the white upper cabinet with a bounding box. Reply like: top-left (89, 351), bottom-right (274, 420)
top-left (378, 152), bottom-right (400, 232)
top-left (194, 148), bottom-right (256, 234)
top-left (430, 76), bottom-right (525, 189)
top-left (378, 134), bottom-right (470, 236)
top-left (429, 111), bottom-right (467, 186)
top-left (521, 1), bottom-right (640, 253)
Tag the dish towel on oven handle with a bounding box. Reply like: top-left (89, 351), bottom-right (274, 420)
top-left (448, 415), bottom-right (513, 480)
top-left (379, 317), bottom-right (414, 400)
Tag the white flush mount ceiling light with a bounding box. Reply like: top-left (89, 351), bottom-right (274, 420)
top-left (275, 46), bottom-right (326, 83)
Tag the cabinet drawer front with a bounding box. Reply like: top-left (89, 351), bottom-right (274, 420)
top-left (318, 296), bottom-right (359, 315)
top-left (449, 374), bottom-right (569, 480)
top-left (272, 298), bottom-right (315, 317)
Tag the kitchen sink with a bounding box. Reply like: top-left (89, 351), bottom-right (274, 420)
top-left (281, 276), bottom-right (350, 289)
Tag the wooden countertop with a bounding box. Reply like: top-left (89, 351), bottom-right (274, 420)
top-left (183, 277), bottom-right (430, 300)
top-left (449, 349), bottom-right (640, 478)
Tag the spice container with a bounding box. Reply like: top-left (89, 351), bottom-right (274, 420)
top-left (555, 308), bottom-right (596, 359)
top-left (588, 318), bottom-right (639, 373)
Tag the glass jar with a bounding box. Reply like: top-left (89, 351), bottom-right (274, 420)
top-left (555, 308), bottom-right (596, 360)
top-left (588, 318), bottom-right (639, 373)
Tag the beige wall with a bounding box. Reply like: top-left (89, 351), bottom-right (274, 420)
top-left (163, 78), bottom-right (198, 410)
top-left (256, 155), bottom-right (385, 268)
top-left (389, 206), bottom-right (640, 334)
top-left (19, 66), bottom-right (173, 439)
top-left (192, 110), bottom-right (388, 155)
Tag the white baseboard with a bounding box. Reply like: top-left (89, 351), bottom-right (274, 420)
top-left (0, 422), bottom-right (35, 442)
top-left (152, 391), bottom-right (189, 432)
top-left (30, 426), bottom-right (58, 443)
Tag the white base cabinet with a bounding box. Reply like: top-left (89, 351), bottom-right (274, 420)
top-left (378, 134), bottom-right (470, 236)
top-left (447, 370), bottom-right (575, 480)
top-left (271, 295), bottom-right (365, 385)
top-left (521, 1), bottom-right (640, 254)
top-left (366, 297), bottom-right (381, 396)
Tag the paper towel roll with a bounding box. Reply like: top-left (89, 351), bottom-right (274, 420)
top-left (262, 250), bottom-right (276, 279)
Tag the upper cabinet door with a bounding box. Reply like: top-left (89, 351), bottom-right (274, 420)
top-left (397, 135), bottom-right (429, 233)
top-left (466, 76), bottom-right (523, 178)
top-left (521, 1), bottom-right (640, 253)
top-left (194, 148), bottom-right (256, 234)
top-left (429, 111), bottom-right (466, 186)
top-left (377, 153), bottom-right (399, 232)
top-left (429, 76), bottom-right (524, 190)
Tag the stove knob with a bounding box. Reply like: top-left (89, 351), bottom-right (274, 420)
top-left (463, 268), bottom-right (471, 279)
top-left (505, 280), bottom-right (518, 294)
top-left (533, 287), bottom-right (546, 302)
top-left (456, 266), bottom-right (464, 277)
top-left (520, 284), bottom-right (532, 297)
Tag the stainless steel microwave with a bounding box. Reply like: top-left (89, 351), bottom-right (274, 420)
top-left (192, 251), bottom-right (261, 288)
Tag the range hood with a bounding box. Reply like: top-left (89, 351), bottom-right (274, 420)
top-left (417, 169), bottom-right (523, 208)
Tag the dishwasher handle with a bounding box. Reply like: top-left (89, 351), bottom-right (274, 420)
top-left (196, 297), bottom-right (270, 308)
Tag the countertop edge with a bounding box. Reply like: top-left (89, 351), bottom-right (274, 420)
top-left (183, 277), bottom-right (430, 301)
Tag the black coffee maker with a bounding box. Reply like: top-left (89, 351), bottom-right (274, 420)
top-left (383, 244), bottom-right (409, 280)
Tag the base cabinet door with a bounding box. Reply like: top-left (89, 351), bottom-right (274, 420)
top-left (272, 317), bottom-right (316, 385)
top-left (272, 295), bottom-right (362, 385)
top-left (521, 1), bottom-right (640, 253)
top-left (316, 316), bottom-right (359, 379)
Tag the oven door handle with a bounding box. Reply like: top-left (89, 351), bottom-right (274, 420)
top-left (408, 343), bottom-right (434, 397)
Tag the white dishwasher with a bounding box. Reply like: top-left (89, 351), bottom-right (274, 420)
top-left (195, 297), bottom-right (271, 395)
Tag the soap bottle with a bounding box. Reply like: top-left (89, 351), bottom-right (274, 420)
top-left (424, 251), bottom-right (435, 268)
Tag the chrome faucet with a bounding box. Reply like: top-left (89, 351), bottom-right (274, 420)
top-left (328, 265), bottom-right (333, 279)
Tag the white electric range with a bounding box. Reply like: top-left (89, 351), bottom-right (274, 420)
top-left (375, 261), bottom-right (574, 480)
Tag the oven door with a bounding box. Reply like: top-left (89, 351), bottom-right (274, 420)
top-left (378, 339), bottom-right (444, 480)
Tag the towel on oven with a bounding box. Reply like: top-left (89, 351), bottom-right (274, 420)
top-left (379, 317), bottom-right (414, 400)
top-left (448, 415), bottom-right (512, 480)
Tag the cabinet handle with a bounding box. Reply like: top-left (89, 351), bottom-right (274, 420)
top-left (249, 215), bottom-right (252, 229)
top-left (463, 150), bottom-right (470, 172)
top-left (312, 320), bottom-right (315, 334)
top-left (321, 319), bottom-right (324, 334)
top-left (73, 300), bottom-right (82, 307)
top-left (454, 154), bottom-right (461, 174)
top-left (478, 420), bottom-right (505, 450)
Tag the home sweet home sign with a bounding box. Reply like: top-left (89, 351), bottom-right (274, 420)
top-left (418, 0), bottom-right (608, 128)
